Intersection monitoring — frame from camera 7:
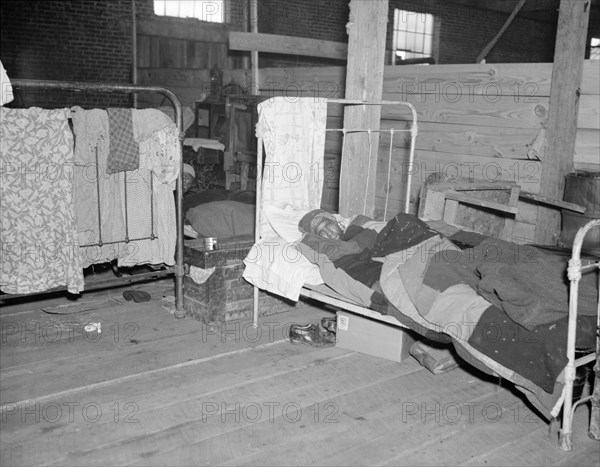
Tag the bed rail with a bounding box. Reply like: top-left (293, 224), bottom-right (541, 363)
top-left (2, 79), bottom-right (185, 312)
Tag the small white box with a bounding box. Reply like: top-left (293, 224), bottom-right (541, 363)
top-left (335, 311), bottom-right (414, 363)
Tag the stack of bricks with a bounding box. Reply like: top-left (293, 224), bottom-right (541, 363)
top-left (183, 236), bottom-right (294, 324)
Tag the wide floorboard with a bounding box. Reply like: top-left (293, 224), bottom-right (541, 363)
top-left (1, 282), bottom-right (598, 466)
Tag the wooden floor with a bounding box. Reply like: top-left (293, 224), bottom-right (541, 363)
top-left (1, 281), bottom-right (598, 467)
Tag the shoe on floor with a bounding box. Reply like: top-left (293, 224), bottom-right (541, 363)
top-left (321, 316), bottom-right (337, 333)
top-left (122, 290), bottom-right (152, 303)
top-left (289, 323), bottom-right (336, 347)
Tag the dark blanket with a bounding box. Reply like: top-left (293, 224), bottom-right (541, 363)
top-left (297, 213), bottom-right (438, 311)
top-left (372, 213), bottom-right (439, 257)
top-left (415, 234), bottom-right (599, 392)
top-left (468, 305), bottom-right (597, 392)
top-left (300, 213), bottom-right (438, 289)
top-left (183, 189), bottom-right (255, 216)
top-left (422, 237), bottom-right (599, 330)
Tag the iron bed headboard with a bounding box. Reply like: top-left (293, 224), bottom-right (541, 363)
top-left (3, 79), bottom-right (185, 313)
top-left (252, 97), bottom-right (419, 327)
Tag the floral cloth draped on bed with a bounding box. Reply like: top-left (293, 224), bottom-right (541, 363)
top-left (255, 97), bottom-right (327, 238)
top-left (0, 108), bottom-right (84, 294)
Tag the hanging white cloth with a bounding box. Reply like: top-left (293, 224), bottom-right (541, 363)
top-left (254, 97), bottom-right (327, 238)
top-left (71, 107), bottom-right (128, 268)
top-left (242, 97), bottom-right (328, 300)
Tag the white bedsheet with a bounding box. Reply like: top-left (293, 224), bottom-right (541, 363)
top-left (242, 236), bottom-right (323, 301)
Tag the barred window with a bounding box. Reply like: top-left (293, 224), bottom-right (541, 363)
top-left (392, 9), bottom-right (435, 64)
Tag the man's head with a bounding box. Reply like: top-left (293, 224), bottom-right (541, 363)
top-left (183, 163), bottom-right (196, 193)
top-left (298, 209), bottom-right (343, 240)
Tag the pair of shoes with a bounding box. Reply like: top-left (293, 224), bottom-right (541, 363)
top-left (289, 323), bottom-right (336, 347)
top-left (321, 317), bottom-right (337, 333)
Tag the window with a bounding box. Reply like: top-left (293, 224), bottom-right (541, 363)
top-left (391, 9), bottom-right (435, 64)
top-left (154, 0), bottom-right (225, 23)
top-left (590, 37), bottom-right (600, 60)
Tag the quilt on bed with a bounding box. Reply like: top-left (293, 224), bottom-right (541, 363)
top-left (294, 213), bottom-right (598, 417)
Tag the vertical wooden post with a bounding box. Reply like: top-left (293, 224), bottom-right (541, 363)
top-left (535, 0), bottom-right (590, 244)
top-left (250, 0), bottom-right (259, 95)
top-left (339, 0), bottom-right (388, 218)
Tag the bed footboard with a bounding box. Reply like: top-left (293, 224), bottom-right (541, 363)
top-left (559, 218), bottom-right (600, 451)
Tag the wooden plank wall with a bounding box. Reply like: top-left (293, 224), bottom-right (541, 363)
top-left (377, 62), bottom-right (549, 243)
top-left (374, 61), bottom-right (600, 244)
top-left (575, 62), bottom-right (600, 172)
top-left (225, 61), bottom-right (598, 233)
top-left (136, 53), bottom-right (599, 239)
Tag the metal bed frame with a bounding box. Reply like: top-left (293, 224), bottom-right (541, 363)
top-left (252, 98), bottom-right (418, 326)
top-left (250, 96), bottom-right (600, 451)
top-left (557, 219), bottom-right (600, 450)
top-left (2, 79), bottom-right (185, 313)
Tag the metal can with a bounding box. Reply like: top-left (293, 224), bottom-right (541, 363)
top-left (204, 237), bottom-right (217, 251)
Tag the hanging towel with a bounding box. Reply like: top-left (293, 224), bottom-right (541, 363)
top-left (0, 107), bottom-right (84, 294)
top-left (117, 109), bottom-right (179, 267)
top-left (254, 97), bottom-right (327, 238)
top-left (106, 108), bottom-right (139, 173)
top-left (71, 106), bottom-right (128, 268)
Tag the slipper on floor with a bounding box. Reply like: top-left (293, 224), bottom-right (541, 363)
top-left (122, 290), bottom-right (152, 303)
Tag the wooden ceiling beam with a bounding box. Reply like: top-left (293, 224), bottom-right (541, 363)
top-left (229, 31), bottom-right (348, 61)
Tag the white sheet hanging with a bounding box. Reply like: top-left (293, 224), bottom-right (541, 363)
top-left (71, 107), bottom-right (128, 268)
top-left (254, 97), bottom-right (327, 238)
top-left (242, 97), bottom-right (328, 300)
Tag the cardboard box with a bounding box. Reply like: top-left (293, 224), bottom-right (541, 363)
top-left (335, 311), bottom-right (414, 363)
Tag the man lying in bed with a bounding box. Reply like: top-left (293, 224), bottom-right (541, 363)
top-left (296, 209), bottom-right (598, 395)
top-left (295, 208), bottom-right (439, 314)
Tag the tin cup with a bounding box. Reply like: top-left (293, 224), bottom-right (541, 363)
top-left (204, 237), bottom-right (217, 251)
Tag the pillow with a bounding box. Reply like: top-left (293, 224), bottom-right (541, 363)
top-left (186, 200), bottom-right (255, 238)
top-left (264, 205), bottom-right (308, 243)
